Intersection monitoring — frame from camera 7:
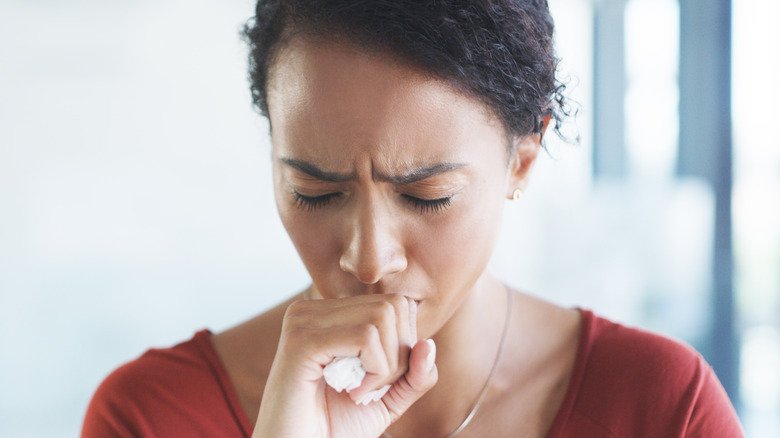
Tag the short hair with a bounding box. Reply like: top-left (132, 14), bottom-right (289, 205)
top-left (243, 0), bottom-right (571, 141)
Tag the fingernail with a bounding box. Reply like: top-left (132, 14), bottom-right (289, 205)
top-left (355, 393), bottom-right (372, 405)
top-left (373, 385), bottom-right (391, 401)
top-left (425, 339), bottom-right (436, 372)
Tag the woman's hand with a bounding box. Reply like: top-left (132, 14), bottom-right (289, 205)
top-left (252, 294), bottom-right (438, 438)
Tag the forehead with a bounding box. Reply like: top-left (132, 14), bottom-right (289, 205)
top-left (266, 36), bottom-right (506, 167)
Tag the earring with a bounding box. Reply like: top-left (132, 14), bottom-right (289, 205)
top-left (512, 188), bottom-right (523, 201)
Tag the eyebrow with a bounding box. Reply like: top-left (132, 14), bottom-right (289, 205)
top-left (279, 157), bottom-right (467, 184)
top-left (280, 158), bottom-right (356, 182)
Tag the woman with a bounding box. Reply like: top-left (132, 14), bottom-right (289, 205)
top-left (83, 1), bottom-right (744, 436)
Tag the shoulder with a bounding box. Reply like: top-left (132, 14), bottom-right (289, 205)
top-left (582, 311), bottom-right (702, 387)
top-left (82, 330), bottom-right (245, 437)
top-left (557, 310), bottom-right (743, 437)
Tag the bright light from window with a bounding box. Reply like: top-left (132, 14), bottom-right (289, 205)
top-left (624, 0), bottom-right (679, 180)
top-left (732, 0), bottom-right (780, 436)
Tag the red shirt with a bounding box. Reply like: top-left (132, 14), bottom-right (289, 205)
top-left (82, 309), bottom-right (744, 437)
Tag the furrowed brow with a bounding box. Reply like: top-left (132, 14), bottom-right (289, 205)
top-left (376, 162), bottom-right (467, 185)
top-left (280, 157), bottom-right (466, 184)
top-left (280, 158), bottom-right (356, 182)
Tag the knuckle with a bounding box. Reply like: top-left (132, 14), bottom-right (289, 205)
top-left (284, 300), bottom-right (319, 326)
top-left (284, 300), bottom-right (306, 318)
top-left (387, 293), bottom-right (406, 308)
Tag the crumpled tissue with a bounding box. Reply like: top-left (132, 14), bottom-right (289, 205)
top-left (323, 356), bottom-right (391, 405)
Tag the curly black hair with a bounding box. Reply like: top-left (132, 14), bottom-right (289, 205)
top-left (243, 0), bottom-right (571, 143)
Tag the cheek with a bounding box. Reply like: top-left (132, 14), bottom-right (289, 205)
top-left (281, 209), bottom-right (340, 273)
top-left (274, 180), bottom-right (342, 286)
top-left (411, 186), bottom-right (504, 289)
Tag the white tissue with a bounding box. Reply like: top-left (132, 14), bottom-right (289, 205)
top-left (323, 357), bottom-right (393, 404)
top-left (323, 356), bottom-right (366, 392)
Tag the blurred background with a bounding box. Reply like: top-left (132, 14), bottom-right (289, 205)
top-left (0, 0), bottom-right (777, 436)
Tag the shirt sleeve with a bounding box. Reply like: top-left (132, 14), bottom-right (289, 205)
top-left (81, 365), bottom-right (146, 438)
top-left (81, 331), bottom-right (252, 438)
top-left (554, 313), bottom-right (746, 437)
top-left (682, 356), bottom-right (745, 437)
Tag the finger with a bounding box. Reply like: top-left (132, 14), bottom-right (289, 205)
top-left (371, 301), bottom-right (400, 389)
top-left (298, 324), bottom-right (390, 382)
top-left (393, 296), bottom-right (412, 376)
top-left (293, 297), bottom-right (406, 383)
top-left (395, 297), bottom-right (417, 382)
top-left (296, 293), bottom-right (408, 309)
top-left (347, 303), bottom-right (399, 401)
top-left (297, 294), bottom-right (415, 328)
top-left (353, 297), bottom-right (413, 398)
top-left (356, 295), bottom-right (414, 377)
top-left (395, 295), bottom-right (411, 348)
top-left (288, 295), bottom-right (404, 334)
top-left (408, 297), bottom-right (418, 344)
top-left (380, 338), bottom-right (438, 423)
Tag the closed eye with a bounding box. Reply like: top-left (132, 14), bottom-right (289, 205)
top-left (293, 192), bottom-right (341, 211)
top-left (401, 195), bottom-right (452, 214)
top-left (292, 191), bottom-right (453, 214)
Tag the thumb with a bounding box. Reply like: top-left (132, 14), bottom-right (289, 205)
top-left (380, 338), bottom-right (438, 423)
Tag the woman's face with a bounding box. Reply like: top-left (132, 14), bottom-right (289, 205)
top-left (267, 37), bottom-right (535, 339)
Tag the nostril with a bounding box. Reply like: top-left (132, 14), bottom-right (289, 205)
top-left (339, 247), bottom-right (407, 285)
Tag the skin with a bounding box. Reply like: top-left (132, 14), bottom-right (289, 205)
top-left (213, 36), bottom-right (581, 437)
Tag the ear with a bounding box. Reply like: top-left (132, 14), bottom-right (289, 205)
top-left (504, 136), bottom-right (540, 198)
top-left (505, 115), bottom-right (550, 198)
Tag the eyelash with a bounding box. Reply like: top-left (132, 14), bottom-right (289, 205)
top-left (292, 192), bottom-right (452, 214)
top-left (401, 194), bottom-right (452, 214)
top-left (293, 192), bottom-right (341, 211)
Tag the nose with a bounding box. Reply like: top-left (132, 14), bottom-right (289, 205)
top-left (339, 201), bottom-right (407, 284)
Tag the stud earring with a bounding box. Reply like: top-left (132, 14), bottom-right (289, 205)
top-left (512, 188), bottom-right (523, 201)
